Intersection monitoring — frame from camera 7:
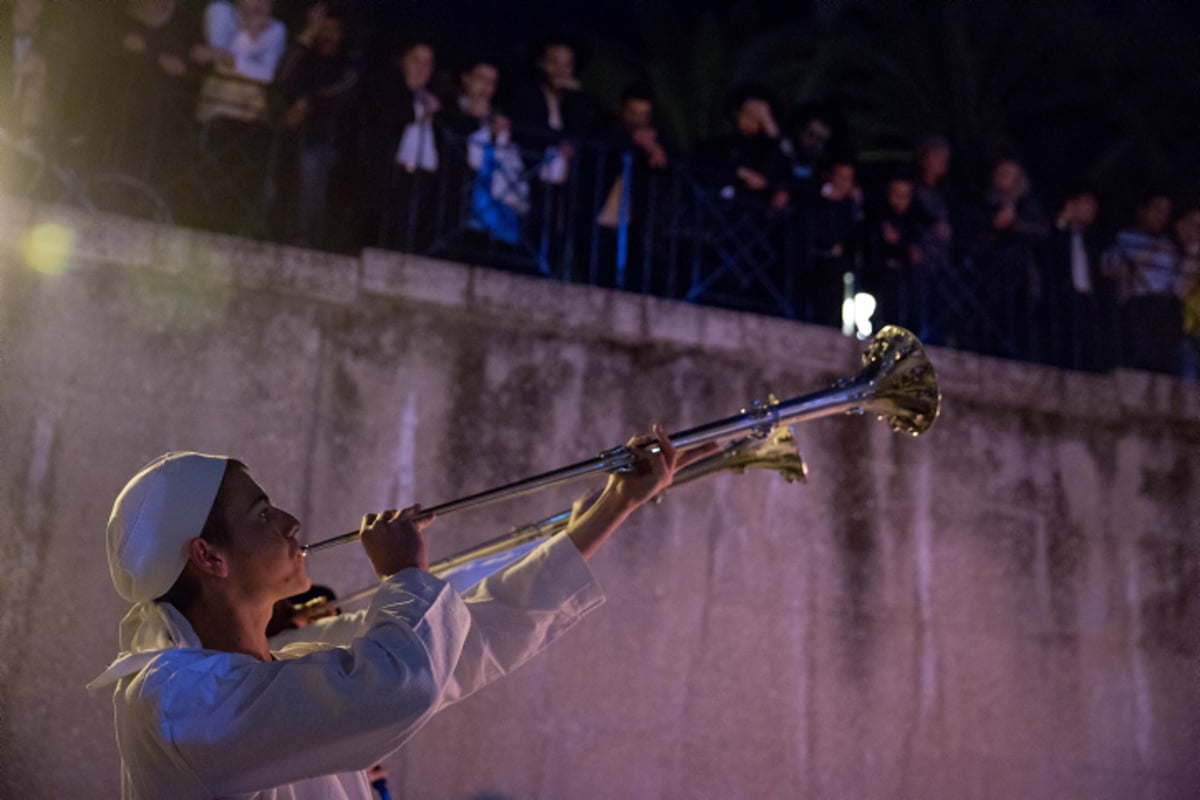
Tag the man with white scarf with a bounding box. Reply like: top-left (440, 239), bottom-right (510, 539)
top-left (91, 425), bottom-right (692, 799)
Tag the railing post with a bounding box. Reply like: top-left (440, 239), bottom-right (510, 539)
top-left (615, 151), bottom-right (633, 291)
top-left (587, 147), bottom-right (607, 286)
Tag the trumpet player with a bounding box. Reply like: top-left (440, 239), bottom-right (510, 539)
top-left (90, 425), bottom-right (698, 800)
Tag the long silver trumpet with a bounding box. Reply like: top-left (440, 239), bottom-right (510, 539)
top-left (314, 427), bottom-right (809, 611)
top-left (301, 325), bottom-right (940, 556)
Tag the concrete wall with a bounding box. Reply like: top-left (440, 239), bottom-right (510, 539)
top-left (0, 195), bottom-right (1197, 799)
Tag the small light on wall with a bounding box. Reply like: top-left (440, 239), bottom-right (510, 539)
top-left (841, 287), bottom-right (877, 340)
top-left (853, 292), bottom-right (877, 339)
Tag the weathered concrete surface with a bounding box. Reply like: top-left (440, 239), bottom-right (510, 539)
top-left (0, 194), bottom-right (1197, 799)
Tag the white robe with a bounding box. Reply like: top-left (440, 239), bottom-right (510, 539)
top-left (97, 535), bottom-right (603, 799)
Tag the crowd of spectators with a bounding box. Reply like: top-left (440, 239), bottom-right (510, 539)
top-left (3, 0), bottom-right (1198, 378)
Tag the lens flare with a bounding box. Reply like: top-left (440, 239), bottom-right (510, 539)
top-left (21, 223), bottom-right (77, 276)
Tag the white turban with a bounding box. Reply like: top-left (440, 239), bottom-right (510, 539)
top-left (107, 452), bottom-right (229, 604)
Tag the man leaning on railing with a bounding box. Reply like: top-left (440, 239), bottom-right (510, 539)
top-left (275, 2), bottom-right (360, 249)
top-left (1102, 191), bottom-right (1185, 375)
top-left (191, 0), bottom-right (286, 234)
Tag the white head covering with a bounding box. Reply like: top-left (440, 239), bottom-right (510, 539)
top-left (107, 451), bottom-right (229, 603)
top-left (90, 452), bottom-right (230, 690)
top-left (88, 601), bottom-right (204, 689)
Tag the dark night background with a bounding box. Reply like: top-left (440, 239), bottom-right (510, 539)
top-left (324, 0), bottom-right (1200, 224)
top-left (25, 0), bottom-right (1199, 233)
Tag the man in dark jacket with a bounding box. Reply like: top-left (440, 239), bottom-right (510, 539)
top-left (276, 2), bottom-right (360, 247)
top-left (357, 34), bottom-right (443, 251)
top-left (1043, 188), bottom-right (1112, 371)
top-left (506, 38), bottom-right (596, 146)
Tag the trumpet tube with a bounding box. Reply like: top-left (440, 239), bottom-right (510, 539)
top-left (301, 325), bottom-right (939, 556)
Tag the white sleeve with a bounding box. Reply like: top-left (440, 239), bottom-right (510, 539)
top-left (127, 535), bottom-right (601, 794)
top-left (234, 20), bottom-right (286, 82)
top-left (268, 608), bottom-right (369, 649)
top-left (203, 1), bottom-right (238, 49)
top-left (438, 532), bottom-right (604, 706)
top-left (137, 571), bottom-right (463, 793)
top-left (467, 126), bottom-right (490, 171)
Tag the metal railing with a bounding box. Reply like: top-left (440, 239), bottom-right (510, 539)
top-left (5, 51), bottom-right (1196, 379)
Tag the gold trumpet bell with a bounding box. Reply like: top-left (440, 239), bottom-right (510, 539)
top-left (854, 325), bottom-right (942, 436)
top-left (720, 427), bottom-right (809, 483)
